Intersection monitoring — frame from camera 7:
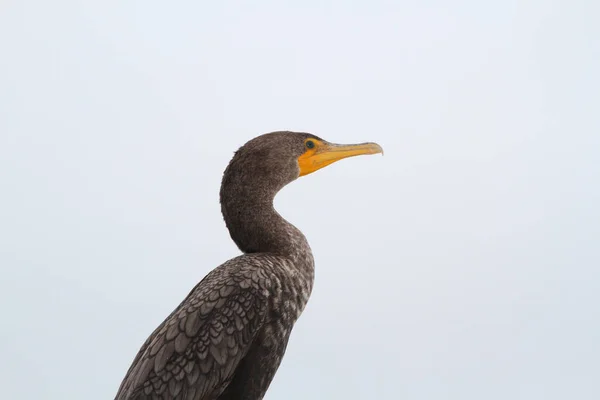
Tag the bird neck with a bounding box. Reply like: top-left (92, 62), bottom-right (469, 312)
top-left (220, 185), bottom-right (311, 260)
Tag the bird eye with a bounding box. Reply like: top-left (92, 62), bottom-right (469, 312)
top-left (305, 140), bottom-right (315, 149)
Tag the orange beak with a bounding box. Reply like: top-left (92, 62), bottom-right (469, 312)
top-left (298, 141), bottom-right (383, 177)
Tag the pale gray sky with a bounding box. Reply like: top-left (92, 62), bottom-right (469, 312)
top-left (1, 1), bottom-right (599, 399)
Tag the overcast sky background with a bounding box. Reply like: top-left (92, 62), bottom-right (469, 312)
top-left (1, 1), bottom-right (599, 399)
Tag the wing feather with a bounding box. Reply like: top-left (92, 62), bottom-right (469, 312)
top-left (115, 265), bottom-right (268, 400)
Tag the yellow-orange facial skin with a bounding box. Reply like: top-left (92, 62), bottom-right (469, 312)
top-left (297, 138), bottom-right (384, 177)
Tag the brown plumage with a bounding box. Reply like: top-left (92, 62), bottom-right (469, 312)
top-left (115, 131), bottom-right (382, 400)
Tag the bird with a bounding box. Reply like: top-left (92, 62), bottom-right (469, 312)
top-left (115, 131), bottom-right (383, 400)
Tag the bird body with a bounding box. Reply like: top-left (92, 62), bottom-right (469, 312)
top-left (115, 132), bottom-right (382, 400)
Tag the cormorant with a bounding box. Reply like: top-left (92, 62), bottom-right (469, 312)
top-left (115, 131), bottom-right (383, 400)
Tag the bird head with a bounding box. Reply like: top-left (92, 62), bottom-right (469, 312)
top-left (222, 132), bottom-right (383, 195)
